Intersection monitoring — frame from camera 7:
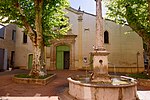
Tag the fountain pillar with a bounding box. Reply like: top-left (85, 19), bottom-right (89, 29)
top-left (91, 0), bottom-right (111, 83)
top-left (78, 15), bottom-right (83, 69)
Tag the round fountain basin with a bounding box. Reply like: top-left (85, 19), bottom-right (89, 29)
top-left (68, 75), bottom-right (137, 100)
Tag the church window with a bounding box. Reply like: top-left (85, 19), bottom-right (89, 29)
top-left (104, 31), bottom-right (109, 44)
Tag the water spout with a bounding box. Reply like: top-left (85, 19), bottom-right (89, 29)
top-left (109, 62), bottom-right (116, 75)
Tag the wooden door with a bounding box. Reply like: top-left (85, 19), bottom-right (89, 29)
top-left (64, 51), bottom-right (70, 69)
top-left (56, 45), bottom-right (70, 70)
top-left (0, 48), bottom-right (4, 70)
top-left (28, 54), bottom-right (33, 69)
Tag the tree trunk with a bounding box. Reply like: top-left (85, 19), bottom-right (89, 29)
top-left (29, 42), bottom-right (46, 77)
top-left (29, 0), bottom-right (45, 77)
top-left (146, 41), bottom-right (150, 75)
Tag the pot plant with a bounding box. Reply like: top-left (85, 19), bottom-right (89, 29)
top-left (8, 64), bottom-right (13, 71)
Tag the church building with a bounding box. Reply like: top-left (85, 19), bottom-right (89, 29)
top-left (0, 7), bottom-right (144, 73)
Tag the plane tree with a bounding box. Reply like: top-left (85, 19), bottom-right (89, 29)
top-left (106, 0), bottom-right (150, 72)
top-left (0, 0), bottom-right (70, 77)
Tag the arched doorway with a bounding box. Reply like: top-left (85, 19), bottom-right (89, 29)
top-left (56, 45), bottom-right (70, 70)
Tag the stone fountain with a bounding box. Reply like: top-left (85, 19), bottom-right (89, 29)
top-left (68, 0), bottom-right (138, 100)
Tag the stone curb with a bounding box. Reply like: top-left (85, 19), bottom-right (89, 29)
top-left (138, 79), bottom-right (150, 87)
top-left (12, 74), bottom-right (56, 85)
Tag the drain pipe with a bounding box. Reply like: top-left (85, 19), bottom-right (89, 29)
top-left (136, 51), bottom-right (140, 73)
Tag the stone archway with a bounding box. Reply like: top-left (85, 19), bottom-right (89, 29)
top-left (47, 35), bottom-right (77, 70)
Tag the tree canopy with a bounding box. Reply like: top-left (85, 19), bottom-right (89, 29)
top-left (0, 0), bottom-right (70, 46)
top-left (106, 0), bottom-right (150, 44)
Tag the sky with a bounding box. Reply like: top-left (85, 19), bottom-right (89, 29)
top-left (69, 0), bottom-right (108, 17)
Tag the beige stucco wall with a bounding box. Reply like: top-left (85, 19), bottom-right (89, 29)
top-left (15, 27), bottom-right (33, 69)
top-left (104, 20), bottom-right (144, 73)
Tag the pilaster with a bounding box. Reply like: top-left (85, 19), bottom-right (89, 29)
top-left (78, 15), bottom-right (83, 68)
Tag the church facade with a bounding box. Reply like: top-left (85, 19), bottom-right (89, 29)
top-left (0, 8), bottom-right (144, 73)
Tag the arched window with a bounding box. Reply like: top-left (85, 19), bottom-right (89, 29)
top-left (104, 31), bottom-right (109, 44)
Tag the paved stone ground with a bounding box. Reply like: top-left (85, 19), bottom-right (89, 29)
top-left (0, 69), bottom-right (150, 100)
